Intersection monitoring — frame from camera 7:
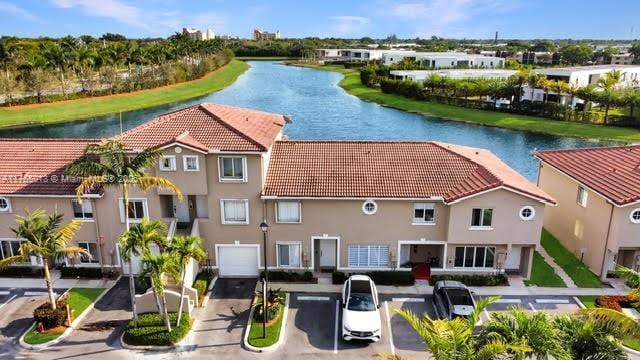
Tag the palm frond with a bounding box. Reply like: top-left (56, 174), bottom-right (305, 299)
top-left (58, 246), bottom-right (91, 261)
top-left (52, 219), bottom-right (81, 244)
top-left (580, 307), bottom-right (640, 337)
top-left (475, 340), bottom-right (530, 360)
top-left (75, 175), bottom-right (108, 200)
top-left (613, 265), bottom-right (640, 288)
top-left (128, 148), bottom-right (162, 171)
top-left (135, 176), bottom-right (183, 201)
top-left (0, 255), bottom-right (29, 269)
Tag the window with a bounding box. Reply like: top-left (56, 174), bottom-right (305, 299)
top-left (219, 156), bottom-right (246, 182)
top-left (119, 199), bottom-right (148, 223)
top-left (71, 199), bottom-right (93, 220)
top-left (221, 199), bottom-right (249, 224)
top-left (471, 208), bottom-right (493, 228)
top-left (362, 200), bottom-right (377, 215)
top-left (454, 246), bottom-right (495, 268)
top-left (159, 155), bottom-right (176, 171)
top-left (0, 197), bottom-right (11, 212)
top-left (78, 242), bottom-right (99, 264)
top-left (519, 206), bottom-right (535, 221)
top-left (0, 239), bottom-right (26, 261)
top-left (348, 245), bottom-right (389, 268)
top-left (413, 203), bottom-right (435, 223)
top-left (276, 201), bottom-right (301, 223)
top-left (577, 186), bottom-right (588, 207)
top-left (277, 242), bottom-right (301, 267)
top-left (183, 155), bottom-right (199, 171)
top-left (630, 209), bottom-right (640, 224)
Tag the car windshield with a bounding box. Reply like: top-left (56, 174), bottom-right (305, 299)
top-left (445, 288), bottom-right (474, 306)
top-left (347, 293), bottom-right (376, 311)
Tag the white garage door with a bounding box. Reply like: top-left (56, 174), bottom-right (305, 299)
top-left (218, 246), bottom-right (259, 278)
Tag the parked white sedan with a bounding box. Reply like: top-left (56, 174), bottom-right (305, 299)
top-left (341, 274), bottom-right (382, 342)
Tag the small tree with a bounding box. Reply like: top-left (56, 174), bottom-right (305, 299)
top-left (140, 252), bottom-right (179, 332)
top-left (169, 235), bottom-right (206, 325)
top-left (0, 210), bottom-right (89, 310)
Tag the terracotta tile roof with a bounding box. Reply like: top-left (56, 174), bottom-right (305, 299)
top-left (535, 145), bottom-right (640, 206)
top-left (0, 139), bottom-right (98, 196)
top-left (114, 103), bottom-right (287, 152)
top-left (263, 140), bottom-right (555, 204)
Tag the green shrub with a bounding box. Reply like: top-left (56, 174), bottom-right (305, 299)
top-left (261, 270), bottom-right (315, 283)
top-left (192, 271), bottom-right (213, 302)
top-left (365, 271), bottom-right (415, 286)
top-left (60, 267), bottom-right (103, 279)
top-left (0, 266), bottom-right (43, 277)
top-left (430, 274), bottom-right (509, 286)
top-left (332, 271), bottom-right (346, 285)
top-left (33, 299), bottom-right (68, 329)
top-left (135, 276), bottom-right (151, 294)
top-left (123, 312), bottom-right (191, 346)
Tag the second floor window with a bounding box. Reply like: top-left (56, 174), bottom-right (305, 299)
top-left (577, 186), bottom-right (588, 207)
top-left (276, 201), bottom-right (301, 223)
top-left (221, 199), bottom-right (249, 224)
top-left (120, 199), bottom-right (147, 223)
top-left (183, 155), bottom-right (199, 171)
top-left (471, 208), bottom-right (493, 228)
top-left (159, 156), bottom-right (176, 171)
top-left (78, 242), bottom-right (99, 264)
top-left (72, 199), bottom-right (93, 220)
top-left (219, 156), bottom-right (246, 182)
top-left (413, 203), bottom-right (435, 223)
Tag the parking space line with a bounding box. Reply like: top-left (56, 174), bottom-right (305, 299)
top-left (384, 301), bottom-right (396, 356)
top-left (391, 297), bottom-right (424, 303)
top-left (0, 294), bottom-right (16, 310)
top-left (535, 299), bottom-right (570, 304)
top-left (528, 302), bottom-right (537, 312)
top-left (334, 300), bottom-right (339, 354)
top-left (496, 299), bottom-right (521, 304)
top-left (297, 296), bottom-right (330, 301)
top-left (24, 291), bottom-right (53, 296)
top-left (483, 308), bottom-right (491, 321)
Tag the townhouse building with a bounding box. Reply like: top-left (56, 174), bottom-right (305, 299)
top-left (536, 145), bottom-right (640, 279)
top-left (0, 103), bottom-right (555, 280)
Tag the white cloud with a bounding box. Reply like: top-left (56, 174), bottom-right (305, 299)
top-left (52, 0), bottom-right (150, 29)
top-left (0, 1), bottom-right (39, 21)
top-left (331, 15), bottom-right (370, 36)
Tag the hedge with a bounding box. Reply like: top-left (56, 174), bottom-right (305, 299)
top-left (60, 266), bottom-right (103, 279)
top-left (123, 312), bottom-right (191, 346)
top-left (331, 271), bottom-right (415, 286)
top-left (0, 266), bottom-right (43, 277)
top-left (429, 274), bottom-right (509, 286)
top-left (261, 270), bottom-right (314, 283)
top-left (192, 270), bottom-right (214, 304)
top-left (33, 299), bottom-right (68, 329)
top-left (596, 295), bottom-right (639, 311)
top-left (332, 271), bottom-right (347, 285)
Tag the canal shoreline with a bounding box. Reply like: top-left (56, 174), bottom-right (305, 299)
top-left (286, 62), bottom-right (640, 143)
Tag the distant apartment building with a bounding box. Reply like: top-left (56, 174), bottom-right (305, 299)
top-left (182, 27), bottom-right (215, 41)
top-left (382, 51), bottom-right (505, 68)
top-left (535, 146), bottom-right (640, 278)
top-left (611, 53), bottom-right (634, 65)
top-left (253, 29), bottom-right (280, 41)
top-left (517, 51), bottom-right (561, 66)
top-left (389, 69), bottom-right (517, 82)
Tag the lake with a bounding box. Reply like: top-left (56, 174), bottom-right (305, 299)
top-left (0, 61), bottom-right (608, 180)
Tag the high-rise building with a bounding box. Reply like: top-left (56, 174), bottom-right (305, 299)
top-left (182, 27), bottom-right (215, 41)
top-left (253, 28), bottom-right (280, 41)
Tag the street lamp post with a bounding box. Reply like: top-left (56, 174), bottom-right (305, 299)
top-left (259, 221), bottom-right (269, 339)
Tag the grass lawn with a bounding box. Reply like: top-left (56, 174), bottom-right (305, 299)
top-left (0, 60), bottom-right (249, 129)
top-left (23, 287), bottom-right (105, 345)
top-left (577, 295), bottom-right (597, 308)
top-left (289, 62), bottom-right (640, 143)
top-left (524, 251), bottom-right (567, 287)
top-left (541, 229), bottom-right (602, 288)
top-left (577, 296), bottom-right (640, 350)
top-left (247, 304), bottom-right (285, 348)
top-left (236, 56), bottom-right (297, 61)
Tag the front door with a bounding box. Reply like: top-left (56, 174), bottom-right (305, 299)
top-left (173, 195), bottom-right (189, 224)
top-left (319, 238), bottom-right (336, 269)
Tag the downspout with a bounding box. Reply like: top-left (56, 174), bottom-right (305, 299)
top-left (599, 203), bottom-right (615, 280)
top-left (92, 197), bottom-right (105, 273)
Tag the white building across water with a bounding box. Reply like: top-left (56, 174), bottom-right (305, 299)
top-left (390, 69), bottom-right (517, 82)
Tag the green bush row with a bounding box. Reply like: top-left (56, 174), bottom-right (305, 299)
top-left (33, 299), bottom-right (68, 329)
top-left (60, 266), bottom-right (103, 279)
top-left (261, 270), bottom-right (314, 282)
top-left (123, 312), bottom-right (191, 346)
top-left (430, 274), bottom-right (509, 286)
top-left (331, 271), bottom-right (415, 286)
top-left (0, 266), bottom-right (43, 277)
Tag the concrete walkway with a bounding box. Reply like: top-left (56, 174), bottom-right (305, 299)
top-left (0, 270), bottom-right (117, 289)
top-left (537, 248), bottom-right (577, 288)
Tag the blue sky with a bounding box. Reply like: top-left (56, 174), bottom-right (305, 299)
top-left (1, 0), bottom-right (640, 40)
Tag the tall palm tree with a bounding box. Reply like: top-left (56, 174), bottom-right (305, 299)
top-left (511, 68), bottom-right (530, 109)
top-left (67, 140), bottom-right (182, 326)
top-left (169, 235), bottom-right (206, 325)
top-left (394, 296), bottom-right (530, 360)
top-left (597, 70), bottom-right (623, 124)
top-left (140, 252), bottom-right (179, 332)
top-left (0, 210), bottom-right (89, 310)
top-left (478, 307), bottom-right (571, 360)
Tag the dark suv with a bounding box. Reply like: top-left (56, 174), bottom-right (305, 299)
top-left (432, 280), bottom-right (476, 320)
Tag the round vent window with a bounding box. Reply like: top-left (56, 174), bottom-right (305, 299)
top-left (362, 200), bottom-right (377, 215)
top-left (630, 209), bottom-right (640, 224)
top-left (519, 206), bottom-right (535, 221)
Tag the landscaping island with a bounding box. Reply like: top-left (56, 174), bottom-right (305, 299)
top-left (0, 60), bottom-right (249, 129)
top-left (287, 62), bottom-right (640, 143)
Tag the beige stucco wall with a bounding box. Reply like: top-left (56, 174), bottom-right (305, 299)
top-left (610, 206), bottom-right (640, 249)
top-left (155, 146), bottom-right (208, 196)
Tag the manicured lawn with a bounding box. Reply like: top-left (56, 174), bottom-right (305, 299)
top-left (577, 295), bottom-right (597, 308)
top-left (0, 60), bottom-right (249, 128)
top-left (247, 304), bottom-right (285, 348)
top-left (23, 287), bottom-right (105, 345)
top-left (524, 251), bottom-right (567, 287)
top-left (541, 229), bottom-right (602, 288)
top-left (290, 63), bottom-right (640, 143)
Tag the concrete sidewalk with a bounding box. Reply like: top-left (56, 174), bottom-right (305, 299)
top-left (0, 270), bottom-right (118, 289)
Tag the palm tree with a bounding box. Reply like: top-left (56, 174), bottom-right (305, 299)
top-left (67, 140), bottom-right (182, 326)
top-left (0, 210), bottom-right (89, 310)
top-left (169, 235), bottom-right (206, 325)
top-left (140, 252), bottom-right (179, 332)
top-left (478, 307), bottom-right (571, 360)
top-left (510, 68), bottom-right (530, 109)
top-left (554, 315), bottom-right (628, 360)
top-left (576, 84), bottom-right (598, 120)
top-left (597, 70), bottom-right (623, 124)
top-left (394, 296), bottom-right (530, 360)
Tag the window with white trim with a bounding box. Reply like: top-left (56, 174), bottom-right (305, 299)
top-left (348, 245), bottom-right (389, 268)
top-left (71, 199), bottom-right (93, 220)
top-left (78, 242), bottom-right (99, 264)
top-left (119, 199), bottom-right (148, 223)
top-left (221, 199), bottom-right (249, 224)
top-left (454, 246), bottom-right (495, 268)
top-left (0, 239), bottom-right (25, 261)
top-left (519, 206), bottom-right (535, 221)
top-left (630, 209), bottom-right (640, 224)
top-left (183, 155), bottom-right (199, 171)
top-left (219, 156), bottom-right (246, 181)
top-left (276, 201), bottom-right (301, 223)
top-left (413, 203), bottom-right (435, 223)
top-left (471, 208), bottom-right (493, 227)
top-left (0, 197), bottom-right (10, 212)
top-left (277, 242), bottom-right (301, 267)
top-left (159, 155), bottom-right (176, 171)
top-left (577, 186), bottom-right (588, 207)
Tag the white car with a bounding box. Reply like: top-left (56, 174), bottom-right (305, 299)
top-left (341, 275), bottom-right (381, 342)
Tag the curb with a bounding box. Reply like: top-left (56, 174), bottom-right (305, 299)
top-left (623, 344), bottom-right (640, 357)
top-left (119, 319), bottom-right (197, 351)
top-left (19, 281), bottom-right (117, 350)
top-left (243, 293), bottom-right (290, 353)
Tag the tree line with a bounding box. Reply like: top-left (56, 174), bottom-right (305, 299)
top-left (0, 34), bottom-right (234, 106)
